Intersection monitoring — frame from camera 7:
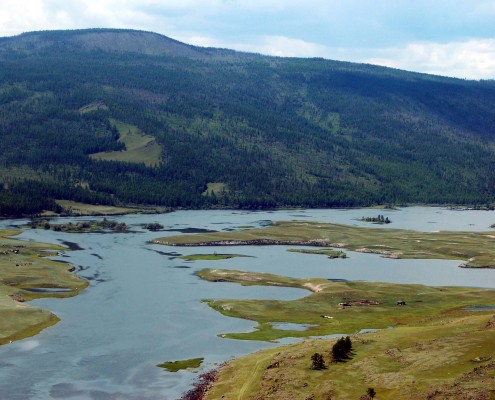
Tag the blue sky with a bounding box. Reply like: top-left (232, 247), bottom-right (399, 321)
top-left (1, 0), bottom-right (494, 79)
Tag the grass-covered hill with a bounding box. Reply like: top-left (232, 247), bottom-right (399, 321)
top-left (1, 28), bottom-right (495, 215)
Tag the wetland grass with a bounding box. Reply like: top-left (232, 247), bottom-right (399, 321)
top-left (0, 230), bottom-right (87, 344)
top-left (156, 220), bottom-right (495, 268)
top-left (179, 253), bottom-right (252, 261)
top-left (197, 269), bottom-right (495, 341)
top-left (198, 269), bottom-right (495, 399)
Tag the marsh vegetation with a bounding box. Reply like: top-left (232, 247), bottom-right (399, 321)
top-left (0, 230), bottom-right (86, 344)
top-left (158, 220), bottom-right (495, 268)
top-left (29, 218), bottom-right (129, 233)
top-left (197, 268), bottom-right (495, 341)
top-left (157, 358), bottom-right (204, 372)
top-left (199, 269), bottom-right (495, 399)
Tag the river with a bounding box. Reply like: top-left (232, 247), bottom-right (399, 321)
top-left (1, 207), bottom-right (494, 399)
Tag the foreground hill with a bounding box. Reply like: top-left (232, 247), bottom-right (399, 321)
top-left (1, 29), bottom-right (495, 215)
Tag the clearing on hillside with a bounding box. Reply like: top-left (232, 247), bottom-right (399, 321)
top-left (90, 119), bottom-right (162, 167)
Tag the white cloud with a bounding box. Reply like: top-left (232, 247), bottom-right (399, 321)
top-left (0, 1), bottom-right (494, 79)
top-left (236, 36), bottom-right (331, 58)
top-left (365, 39), bottom-right (495, 80)
top-left (0, 0), bottom-right (163, 37)
top-left (0, 0), bottom-right (48, 36)
top-left (182, 34), bottom-right (495, 80)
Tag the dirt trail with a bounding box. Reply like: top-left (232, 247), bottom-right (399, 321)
top-left (237, 354), bottom-right (272, 399)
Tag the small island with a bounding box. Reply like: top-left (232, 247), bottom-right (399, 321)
top-left (157, 357), bottom-right (204, 372)
top-left (287, 248), bottom-right (347, 259)
top-left (179, 253), bottom-right (252, 261)
top-left (154, 220), bottom-right (495, 268)
top-left (28, 218), bottom-right (128, 233)
top-left (141, 222), bottom-right (164, 231)
top-left (360, 214), bottom-right (391, 224)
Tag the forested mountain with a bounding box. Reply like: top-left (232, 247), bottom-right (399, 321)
top-left (1, 28), bottom-right (495, 215)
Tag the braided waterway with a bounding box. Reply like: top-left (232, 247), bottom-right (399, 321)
top-left (1, 207), bottom-right (494, 399)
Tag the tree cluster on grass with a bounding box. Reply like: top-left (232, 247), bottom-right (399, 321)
top-left (310, 336), bottom-right (353, 370)
top-left (331, 336), bottom-right (353, 362)
top-left (310, 352), bottom-right (326, 370)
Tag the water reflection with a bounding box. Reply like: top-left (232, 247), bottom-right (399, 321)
top-left (0, 207), bottom-right (494, 399)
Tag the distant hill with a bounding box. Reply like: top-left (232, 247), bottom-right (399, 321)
top-left (1, 28), bottom-right (495, 215)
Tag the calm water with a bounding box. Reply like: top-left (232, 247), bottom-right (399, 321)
top-left (1, 207), bottom-right (495, 399)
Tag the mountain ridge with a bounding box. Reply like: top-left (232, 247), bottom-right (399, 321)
top-left (1, 28), bottom-right (495, 215)
top-left (0, 28), bottom-right (257, 60)
top-left (0, 28), bottom-right (477, 79)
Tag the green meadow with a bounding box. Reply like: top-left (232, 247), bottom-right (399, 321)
top-left (0, 230), bottom-right (87, 344)
top-left (198, 269), bottom-right (495, 399)
top-left (197, 269), bottom-right (495, 341)
top-left (156, 220), bottom-right (495, 268)
top-left (156, 219), bottom-right (495, 399)
top-left (179, 253), bottom-right (252, 261)
top-left (206, 313), bottom-right (495, 400)
top-left (90, 119), bottom-right (162, 167)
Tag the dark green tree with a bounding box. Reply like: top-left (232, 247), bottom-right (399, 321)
top-left (331, 336), bottom-right (353, 362)
top-left (310, 353), bottom-right (326, 370)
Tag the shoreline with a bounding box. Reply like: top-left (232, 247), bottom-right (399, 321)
top-left (194, 269), bottom-right (495, 399)
top-left (0, 229), bottom-right (88, 345)
top-left (3, 202), bottom-right (495, 221)
top-left (154, 220), bottom-right (495, 269)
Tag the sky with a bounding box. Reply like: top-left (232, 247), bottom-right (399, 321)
top-left (1, 0), bottom-right (495, 80)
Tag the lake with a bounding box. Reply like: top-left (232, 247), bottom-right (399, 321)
top-left (1, 207), bottom-right (494, 399)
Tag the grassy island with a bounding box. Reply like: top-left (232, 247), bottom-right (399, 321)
top-left (157, 357), bottom-right (204, 372)
top-left (197, 269), bottom-right (495, 399)
top-left (28, 218), bottom-right (129, 233)
top-left (0, 230), bottom-right (87, 344)
top-left (179, 253), bottom-right (252, 261)
top-left (359, 214), bottom-right (391, 224)
top-left (287, 248), bottom-right (347, 258)
top-left (154, 220), bottom-right (495, 268)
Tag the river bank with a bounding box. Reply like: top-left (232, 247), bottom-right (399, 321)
top-left (0, 229), bottom-right (87, 344)
top-left (156, 220), bottom-right (495, 268)
top-left (1, 207), bottom-right (494, 399)
top-left (195, 269), bottom-right (495, 399)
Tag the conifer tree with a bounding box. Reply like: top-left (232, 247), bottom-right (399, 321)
top-left (310, 353), bottom-right (326, 370)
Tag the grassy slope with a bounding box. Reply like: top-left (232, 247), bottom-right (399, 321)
top-left (202, 182), bottom-right (229, 196)
top-left (89, 119), bottom-right (162, 167)
top-left (155, 220), bottom-right (495, 268)
top-left (198, 269), bottom-right (495, 399)
top-left (0, 230), bottom-right (87, 344)
top-left (206, 314), bottom-right (495, 399)
top-left (55, 200), bottom-right (162, 216)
